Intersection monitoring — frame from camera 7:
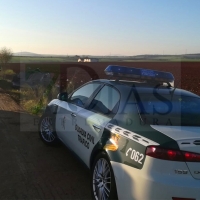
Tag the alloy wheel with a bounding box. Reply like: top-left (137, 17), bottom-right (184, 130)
top-left (40, 117), bottom-right (55, 143)
top-left (93, 158), bottom-right (112, 200)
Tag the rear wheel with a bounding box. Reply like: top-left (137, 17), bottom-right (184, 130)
top-left (39, 114), bottom-right (59, 145)
top-left (91, 152), bottom-right (118, 200)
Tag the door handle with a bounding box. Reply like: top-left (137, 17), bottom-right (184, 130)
top-left (93, 124), bottom-right (101, 132)
top-left (71, 113), bottom-right (76, 117)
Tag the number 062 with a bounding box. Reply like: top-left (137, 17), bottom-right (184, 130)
top-left (126, 148), bottom-right (144, 164)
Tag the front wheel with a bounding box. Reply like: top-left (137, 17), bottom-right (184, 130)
top-left (39, 114), bottom-right (59, 145)
top-left (91, 152), bottom-right (118, 200)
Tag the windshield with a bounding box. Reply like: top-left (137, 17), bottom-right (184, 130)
top-left (136, 94), bottom-right (200, 126)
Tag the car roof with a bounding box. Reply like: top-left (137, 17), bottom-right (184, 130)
top-left (92, 79), bottom-right (200, 98)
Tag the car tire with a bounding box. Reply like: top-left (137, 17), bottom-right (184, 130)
top-left (91, 151), bottom-right (118, 200)
top-left (38, 113), bottom-right (59, 146)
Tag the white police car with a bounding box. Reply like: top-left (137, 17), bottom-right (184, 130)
top-left (39, 65), bottom-right (200, 200)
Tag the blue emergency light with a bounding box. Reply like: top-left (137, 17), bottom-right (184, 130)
top-left (104, 65), bottom-right (174, 85)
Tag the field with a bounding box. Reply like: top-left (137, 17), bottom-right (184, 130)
top-left (10, 54), bottom-right (200, 63)
top-left (11, 56), bottom-right (77, 63)
top-left (1, 61), bottom-right (200, 116)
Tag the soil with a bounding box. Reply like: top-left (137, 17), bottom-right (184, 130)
top-left (0, 89), bottom-right (92, 199)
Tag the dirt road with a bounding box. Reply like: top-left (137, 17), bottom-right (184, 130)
top-left (0, 89), bottom-right (92, 199)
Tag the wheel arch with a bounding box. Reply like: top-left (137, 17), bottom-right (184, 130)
top-left (90, 127), bottom-right (117, 169)
top-left (39, 104), bottom-right (58, 128)
top-left (44, 104), bottom-right (59, 115)
top-left (90, 147), bottom-right (110, 169)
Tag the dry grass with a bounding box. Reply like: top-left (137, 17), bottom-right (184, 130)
top-left (0, 70), bottom-right (77, 115)
top-left (0, 79), bottom-right (48, 115)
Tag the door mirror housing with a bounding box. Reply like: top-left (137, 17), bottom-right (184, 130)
top-left (57, 92), bottom-right (68, 101)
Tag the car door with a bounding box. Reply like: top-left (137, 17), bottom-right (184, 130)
top-left (55, 82), bottom-right (101, 150)
top-left (74, 85), bottom-right (120, 166)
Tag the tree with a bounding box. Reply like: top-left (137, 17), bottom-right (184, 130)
top-left (0, 47), bottom-right (13, 77)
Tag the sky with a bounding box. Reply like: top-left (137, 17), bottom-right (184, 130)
top-left (0, 0), bottom-right (200, 56)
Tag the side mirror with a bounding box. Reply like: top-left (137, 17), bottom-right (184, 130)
top-left (57, 92), bottom-right (68, 101)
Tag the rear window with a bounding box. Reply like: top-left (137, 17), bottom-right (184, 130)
top-left (136, 94), bottom-right (200, 126)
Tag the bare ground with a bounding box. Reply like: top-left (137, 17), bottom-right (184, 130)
top-left (0, 89), bottom-right (92, 200)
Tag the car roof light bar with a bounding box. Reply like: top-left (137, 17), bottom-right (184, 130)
top-left (104, 65), bottom-right (174, 86)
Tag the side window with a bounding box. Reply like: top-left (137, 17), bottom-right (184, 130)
top-left (88, 85), bottom-right (120, 116)
top-left (70, 83), bottom-right (100, 107)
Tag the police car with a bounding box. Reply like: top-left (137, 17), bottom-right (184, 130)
top-left (39, 65), bottom-right (200, 200)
